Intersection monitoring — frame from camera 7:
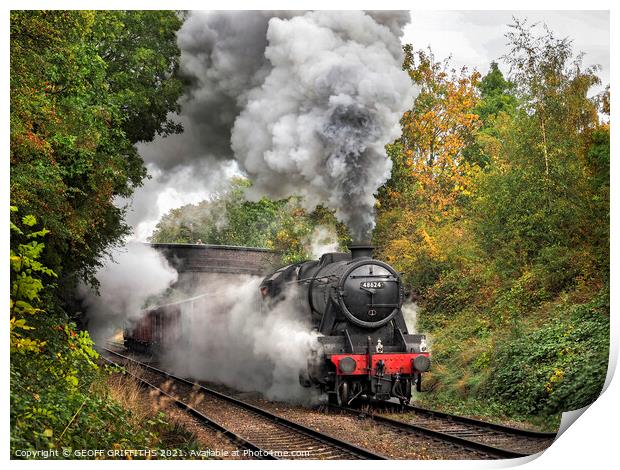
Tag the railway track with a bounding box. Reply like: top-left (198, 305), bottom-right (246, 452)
top-left (400, 403), bottom-right (555, 455)
top-left (99, 354), bottom-right (269, 459)
top-left (330, 402), bottom-right (555, 458)
top-left (101, 345), bottom-right (553, 459)
top-left (100, 348), bottom-right (386, 460)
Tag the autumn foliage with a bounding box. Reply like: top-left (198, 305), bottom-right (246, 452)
top-left (375, 22), bottom-right (609, 426)
top-left (376, 47), bottom-right (483, 289)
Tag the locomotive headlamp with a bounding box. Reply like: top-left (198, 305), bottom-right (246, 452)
top-left (420, 338), bottom-right (428, 352)
top-left (338, 357), bottom-right (357, 373)
top-left (413, 355), bottom-right (431, 372)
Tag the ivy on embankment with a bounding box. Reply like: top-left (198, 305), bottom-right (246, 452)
top-left (486, 289), bottom-right (610, 417)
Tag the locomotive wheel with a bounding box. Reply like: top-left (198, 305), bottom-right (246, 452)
top-left (337, 381), bottom-right (350, 406)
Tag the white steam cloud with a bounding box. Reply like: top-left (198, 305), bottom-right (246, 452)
top-left (232, 11), bottom-right (415, 239)
top-left (79, 243), bottom-right (178, 343)
top-left (402, 301), bottom-right (419, 333)
top-left (162, 277), bottom-right (321, 403)
top-left (133, 10), bottom-right (416, 241)
top-left (305, 226), bottom-right (340, 259)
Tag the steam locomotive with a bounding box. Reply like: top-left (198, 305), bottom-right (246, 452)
top-left (259, 243), bottom-right (430, 405)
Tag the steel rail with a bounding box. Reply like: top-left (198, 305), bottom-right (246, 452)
top-left (401, 403), bottom-right (557, 439)
top-left (329, 404), bottom-right (530, 459)
top-left (101, 348), bottom-right (386, 460)
top-left (100, 355), bottom-right (275, 459)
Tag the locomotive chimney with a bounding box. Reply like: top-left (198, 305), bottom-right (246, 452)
top-left (348, 242), bottom-right (374, 259)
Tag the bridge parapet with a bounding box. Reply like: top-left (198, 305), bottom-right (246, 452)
top-left (148, 243), bottom-right (282, 295)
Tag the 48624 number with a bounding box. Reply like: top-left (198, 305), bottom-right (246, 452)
top-left (360, 281), bottom-right (384, 289)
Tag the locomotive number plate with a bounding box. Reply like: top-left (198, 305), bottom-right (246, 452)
top-left (360, 281), bottom-right (384, 289)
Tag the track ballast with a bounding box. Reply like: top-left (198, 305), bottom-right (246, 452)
top-left (100, 348), bottom-right (386, 460)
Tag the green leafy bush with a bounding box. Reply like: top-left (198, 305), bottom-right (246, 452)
top-left (10, 206), bottom-right (57, 353)
top-left (486, 289), bottom-right (609, 415)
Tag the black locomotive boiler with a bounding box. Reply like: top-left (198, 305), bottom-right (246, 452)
top-left (260, 243), bottom-right (430, 405)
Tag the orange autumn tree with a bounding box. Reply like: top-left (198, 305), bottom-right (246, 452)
top-left (375, 46), bottom-right (482, 291)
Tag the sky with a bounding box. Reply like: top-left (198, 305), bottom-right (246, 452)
top-left (127, 10), bottom-right (611, 241)
top-left (403, 11), bottom-right (610, 94)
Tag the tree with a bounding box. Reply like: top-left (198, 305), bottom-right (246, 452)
top-left (376, 46), bottom-right (482, 290)
top-left (91, 11), bottom-right (184, 143)
top-left (397, 46), bottom-right (482, 216)
top-left (10, 11), bottom-right (184, 288)
top-left (9, 13), bottom-right (195, 453)
top-left (463, 62), bottom-right (518, 168)
top-left (503, 18), bottom-right (600, 179)
top-left (476, 62), bottom-right (518, 121)
top-left (473, 19), bottom-right (607, 279)
top-left (151, 178), bottom-right (290, 247)
top-left (150, 178), bottom-right (350, 263)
